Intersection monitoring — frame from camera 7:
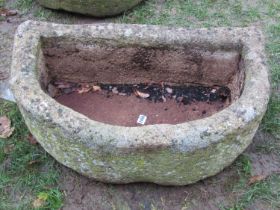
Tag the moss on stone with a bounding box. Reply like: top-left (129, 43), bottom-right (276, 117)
top-left (21, 104), bottom-right (260, 185)
top-left (37, 0), bottom-right (143, 17)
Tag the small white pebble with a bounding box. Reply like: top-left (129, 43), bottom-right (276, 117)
top-left (118, 93), bottom-right (127, 96)
top-left (211, 89), bottom-right (217, 93)
top-left (112, 87), bottom-right (118, 94)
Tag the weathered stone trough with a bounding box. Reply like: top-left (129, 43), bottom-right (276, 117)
top-left (10, 21), bottom-right (270, 185)
top-left (37, 0), bottom-right (143, 17)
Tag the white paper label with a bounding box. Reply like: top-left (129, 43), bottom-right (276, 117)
top-left (137, 115), bottom-right (147, 125)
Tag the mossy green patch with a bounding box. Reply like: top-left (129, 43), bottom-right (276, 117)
top-left (37, 0), bottom-right (143, 17)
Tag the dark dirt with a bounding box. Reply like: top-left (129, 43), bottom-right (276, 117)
top-left (55, 83), bottom-right (230, 126)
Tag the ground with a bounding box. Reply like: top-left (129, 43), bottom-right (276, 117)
top-left (0, 0), bottom-right (279, 209)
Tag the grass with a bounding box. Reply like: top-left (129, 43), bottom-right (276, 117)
top-left (226, 175), bottom-right (280, 210)
top-left (0, 101), bottom-right (63, 210)
top-left (261, 23), bottom-right (280, 137)
top-left (0, 0), bottom-right (4, 8)
top-left (34, 189), bottom-right (63, 210)
top-left (119, 0), bottom-right (265, 27)
top-left (236, 155), bottom-right (252, 177)
top-left (0, 0), bottom-right (279, 209)
top-left (14, 0), bottom-right (33, 12)
top-left (220, 155), bottom-right (280, 210)
top-left (1, 0), bottom-right (75, 23)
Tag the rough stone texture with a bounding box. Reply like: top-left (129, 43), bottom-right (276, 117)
top-left (0, 20), bottom-right (20, 101)
top-left (42, 41), bottom-right (242, 98)
top-left (10, 21), bottom-right (270, 185)
top-left (37, 0), bottom-right (143, 17)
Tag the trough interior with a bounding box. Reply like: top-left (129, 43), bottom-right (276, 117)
top-left (39, 37), bottom-right (245, 126)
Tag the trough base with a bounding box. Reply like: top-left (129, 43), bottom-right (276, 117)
top-left (57, 91), bottom-right (228, 126)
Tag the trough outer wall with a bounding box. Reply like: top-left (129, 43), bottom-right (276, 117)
top-left (21, 104), bottom-right (262, 185)
top-left (37, 0), bottom-right (143, 17)
top-left (10, 21), bottom-right (270, 185)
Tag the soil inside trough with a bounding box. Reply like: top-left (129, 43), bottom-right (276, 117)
top-left (53, 82), bottom-right (231, 126)
top-left (39, 40), bottom-right (244, 126)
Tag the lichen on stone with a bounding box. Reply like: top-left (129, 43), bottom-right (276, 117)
top-left (37, 0), bottom-right (143, 17)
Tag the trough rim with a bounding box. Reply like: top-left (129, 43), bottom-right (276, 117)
top-left (10, 21), bottom-right (270, 153)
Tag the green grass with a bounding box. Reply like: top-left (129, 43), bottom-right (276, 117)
top-left (0, 101), bottom-right (63, 210)
top-left (236, 154), bottom-right (252, 177)
top-left (261, 23), bottom-right (280, 137)
top-left (14, 0), bottom-right (54, 20)
top-left (0, 0), bottom-right (73, 23)
top-left (13, 0), bottom-right (53, 19)
top-left (0, 0), bottom-right (4, 8)
top-left (34, 189), bottom-right (63, 210)
top-left (262, 95), bottom-right (280, 136)
top-left (0, 0), bottom-right (279, 209)
top-left (14, 0), bottom-right (33, 12)
top-left (119, 0), bottom-right (267, 27)
top-left (225, 175), bottom-right (280, 210)
top-left (220, 155), bottom-right (280, 210)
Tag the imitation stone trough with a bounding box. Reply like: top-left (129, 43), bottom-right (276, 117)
top-left (10, 21), bottom-right (270, 185)
top-left (37, 0), bottom-right (144, 17)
